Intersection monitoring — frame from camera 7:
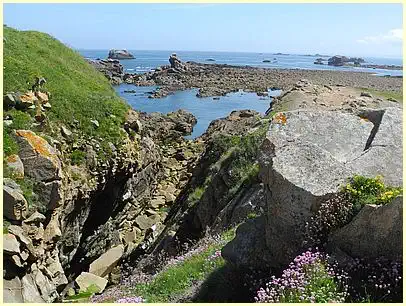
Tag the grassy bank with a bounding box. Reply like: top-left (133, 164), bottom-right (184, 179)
top-left (3, 26), bottom-right (129, 156)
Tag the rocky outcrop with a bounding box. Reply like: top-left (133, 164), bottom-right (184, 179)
top-left (169, 53), bottom-right (187, 72)
top-left (328, 55), bottom-right (365, 66)
top-left (4, 182), bottom-right (28, 221)
top-left (108, 49), bottom-right (134, 60)
top-left (223, 104), bottom-right (402, 269)
top-left (86, 58), bottom-right (125, 85)
top-left (14, 130), bottom-right (63, 211)
top-left (328, 196), bottom-right (402, 261)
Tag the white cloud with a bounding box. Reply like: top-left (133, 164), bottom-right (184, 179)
top-left (357, 28), bottom-right (403, 44)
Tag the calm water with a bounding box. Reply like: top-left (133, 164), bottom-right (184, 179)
top-left (116, 84), bottom-right (281, 139)
top-left (80, 50), bottom-right (401, 138)
top-left (79, 49), bottom-right (403, 76)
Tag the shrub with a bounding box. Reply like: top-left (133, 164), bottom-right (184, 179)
top-left (343, 175), bottom-right (402, 211)
top-left (255, 250), bottom-right (349, 303)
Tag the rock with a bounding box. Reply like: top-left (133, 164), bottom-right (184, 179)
top-left (4, 234), bottom-right (20, 254)
top-left (8, 225), bottom-right (35, 254)
top-left (44, 214), bottom-right (62, 243)
top-left (108, 49), bottom-right (134, 59)
top-left (24, 211), bottom-right (46, 224)
top-left (15, 91), bottom-right (38, 110)
top-left (33, 269), bottom-right (58, 302)
top-left (3, 185), bottom-right (28, 221)
top-left (225, 108), bottom-right (402, 269)
top-left (89, 244), bottom-right (124, 278)
top-left (222, 216), bottom-right (270, 269)
top-left (5, 154), bottom-right (24, 178)
top-left (14, 130), bottom-right (62, 182)
top-left (169, 53), bottom-right (186, 71)
top-left (61, 126), bottom-right (73, 139)
top-left (75, 272), bottom-right (107, 294)
top-left (3, 276), bottom-right (24, 302)
top-left (360, 91), bottom-right (373, 98)
top-left (150, 196), bottom-right (166, 208)
top-left (90, 119), bottom-right (99, 128)
top-left (348, 107), bottom-right (403, 186)
top-left (329, 196), bottom-right (402, 261)
top-left (35, 180), bottom-right (63, 210)
top-left (11, 255), bottom-right (24, 267)
top-left (123, 230), bottom-right (137, 244)
top-left (21, 274), bottom-right (45, 302)
top-left (4, 93), bottom-right (16, 109)
top-left (36, 91), bottom-right (49, 102)
top-left (135, 215), bottom-right (156, 230)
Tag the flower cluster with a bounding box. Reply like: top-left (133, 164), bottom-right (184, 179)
top-left (343, 175), bottom-right (402, 209)
top-left (116, 296), bottom-right (145, 303)
top-left (345, 257), bottom-right (402, 302)
top-left (207, 250), bottom-right (222, 262)
top-left (255, 250), bottom-right (349, 303)
top-left (304, 193), bottom-right (353, 247)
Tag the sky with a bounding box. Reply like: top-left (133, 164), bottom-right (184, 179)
top-left (3, 3), bottom-right (403, 58)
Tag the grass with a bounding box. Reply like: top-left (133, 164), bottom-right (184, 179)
top-left (130, 228), bottom-right (236, 303)
top-left (358, 88), bottom-right (403, 102)
top-left (3, 26), bottom-right (129, 153)
top-left (70, 150), bottom-right (87, 165)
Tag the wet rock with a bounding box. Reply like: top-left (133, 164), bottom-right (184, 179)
top-left (75, 272), bottom-right (107, 294)
top-left (89, 244), bottom-right (124, 278)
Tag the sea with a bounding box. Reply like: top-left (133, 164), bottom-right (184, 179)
top-left (79, 50), bottom-right (403, 138)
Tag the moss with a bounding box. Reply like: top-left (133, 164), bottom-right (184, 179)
top-left (3, 130), bottom-right (18, 156)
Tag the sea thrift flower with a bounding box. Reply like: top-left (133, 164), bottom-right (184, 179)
top-left (116, 296), bottom-right (145, 303)
top-left (255, 249), bottom-right (348, 303)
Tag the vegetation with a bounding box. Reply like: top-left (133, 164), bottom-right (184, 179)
top-left (3, 26), bottom-right (129, 155)
top-left (70, 150), bottom-right (87, 165)
top-left (343, 175), bottom-right (402, 212)
top-left (358, 87), bottom-right (403, 102)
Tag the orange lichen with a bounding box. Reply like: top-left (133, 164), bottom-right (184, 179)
top-left (274, 112), bottom-right (287, 125)
top-left (6, 154), bottom-right (18, 163)
top-left (35, 91), bottom-right (49, 103)
top-left (16, 130), bottom-right (54, 159)
top-left (19, 91), bottom-right (38, 103)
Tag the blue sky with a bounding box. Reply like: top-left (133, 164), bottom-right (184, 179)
top-left (3, 3), bottom-right (403, 58)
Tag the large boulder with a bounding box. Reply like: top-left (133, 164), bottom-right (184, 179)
top-left (328, 196), bottom-right (402, 261)
top-left (223, 107), bottom-right (402, 269)
top-left (14, 130), bottom-right (63, 209)
top-left (14, 130), bottom-right (62, 182)
top-left (3, 234), bottom-right (20, 254)
top-left (89, 244), bottom-right (124, 278)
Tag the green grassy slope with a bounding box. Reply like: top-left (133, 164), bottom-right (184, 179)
top-left (3, 26), bottom-right (129, 153)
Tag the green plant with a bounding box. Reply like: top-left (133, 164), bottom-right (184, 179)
top-left (247, 212), bottom-right (258, 219)
top-left (3, 26), bottom-right (129, 158)
top-left (3, 130), bottom-right (18, 156)
top-left (343, 175), bottom-right (402, 212)
top-left (70, 150), bottom-right (86, 165)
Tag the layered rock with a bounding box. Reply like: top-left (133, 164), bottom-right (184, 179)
top-left (86, 58), bottom-right (125, 85)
